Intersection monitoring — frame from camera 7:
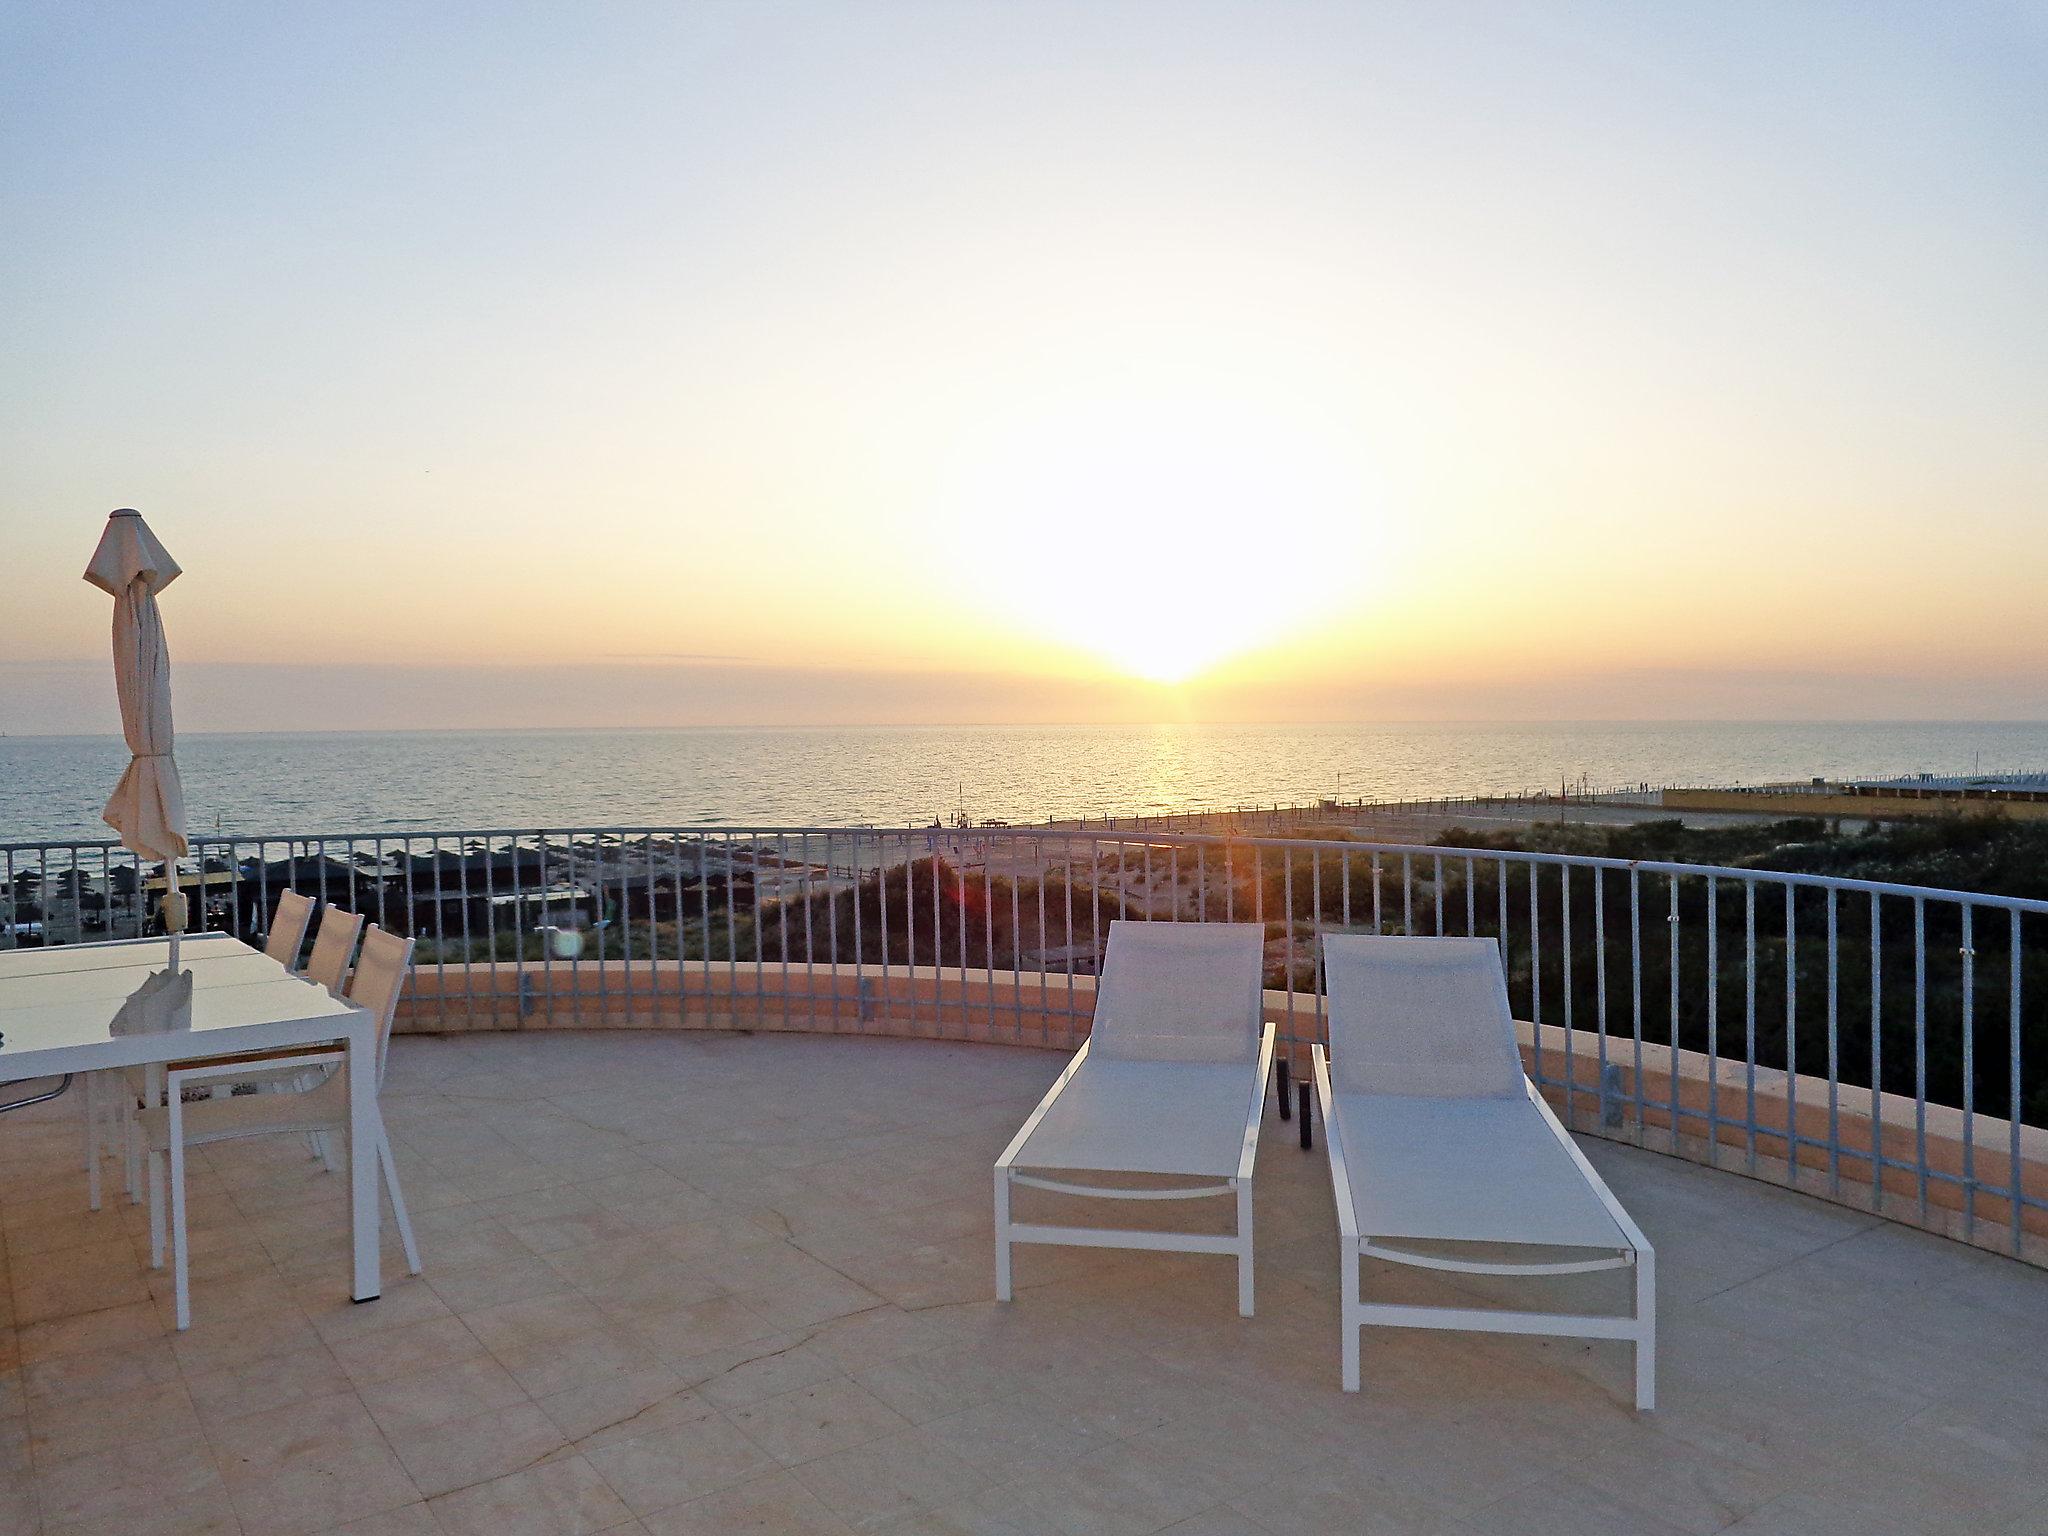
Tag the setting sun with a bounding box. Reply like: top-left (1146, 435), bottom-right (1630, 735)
top-left (942, 389), bottom-right (1389, 684)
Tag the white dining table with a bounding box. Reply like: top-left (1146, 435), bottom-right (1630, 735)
top-left (0, 934), bottom-right (384, 1303)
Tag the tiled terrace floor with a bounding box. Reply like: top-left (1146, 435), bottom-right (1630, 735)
top-left (3, 1030), bottom-right (2047, 1536)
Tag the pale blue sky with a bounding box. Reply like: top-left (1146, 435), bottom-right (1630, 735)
top-left (3, 1), bottom-right (2044, 730)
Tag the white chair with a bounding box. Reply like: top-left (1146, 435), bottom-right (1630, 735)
top-left (302, 903), bottom-right (363, 995)
top-left (86, 894), bottom-right (343, 1203)
top-left (1313, 934), bottom-right (1655, 1408)
top-left (140, 925), bottom-right (423, 1329)
top-left (262, 888), bottom-right (315, 967)
top-left (224, 896), bottom-right (355, 1160)
top-left (995, 920), bottom-right (1274, 1316)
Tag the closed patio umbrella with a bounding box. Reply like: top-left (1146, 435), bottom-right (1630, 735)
top-left (83, 509), bottom-right (190, 964)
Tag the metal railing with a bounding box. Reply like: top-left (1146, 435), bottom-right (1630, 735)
top-left (3, 823), bottom-right (2042, 1260)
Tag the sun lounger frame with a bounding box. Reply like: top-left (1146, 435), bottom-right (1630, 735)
top-left (1312, 1045), bottom-right (1656, 1409)
top-left (995, 1022), bottom-right (1276, 1317)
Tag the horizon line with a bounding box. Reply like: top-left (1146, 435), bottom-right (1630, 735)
top-left (8, 716), bottom-right (2048, 744)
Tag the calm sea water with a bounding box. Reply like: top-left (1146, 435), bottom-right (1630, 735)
top-left (4, 721), bottom-right (2046, 845)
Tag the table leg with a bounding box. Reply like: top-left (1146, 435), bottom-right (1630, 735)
top-left (347, 1020), bottom-right (382, 1302)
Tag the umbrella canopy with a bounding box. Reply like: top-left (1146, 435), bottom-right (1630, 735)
top-left (83, 509), bottom-right (188, 865)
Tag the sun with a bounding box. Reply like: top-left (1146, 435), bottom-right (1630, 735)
top-left (1110, 636), bottom-right (1212, 687)
top-left (944, 394), bottom-right (1381, 684)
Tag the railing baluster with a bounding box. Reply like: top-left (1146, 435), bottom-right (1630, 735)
top-left (480, 833), bottom-right (499, 1013)
top-left (1529, 862), bottom-right (1542, 1089)
top-left (956, 832), bottom-right (969, 1023)
top-left (878, 832), bottom-right (893, 1027)
top-left (481, 834), bottom-right (498, 1021)
top-left (376, 834), bottom-right (392, 973)
top-left (1707, 875), bottom-right (1720, 1167)
top-left (1669, 874), bottom-right (1682, 1154)
top-left (2010, 909), bottom-right (2024, 1257)
top-left (1497, 858), bottom-right (1507, 964)
top-left (1914, 895), bottom-right (1928, 1219)
top-left (1786, 884), bottom-right (1798, 1182)
top-left (253, 842), bottom-right (269, 955)
top-left (1871, 891), bottom-right (1883, 1210)
top-left (698, 834), bottom-right (713, 1025)
top-left (778, 831), bottom-right (792, 1030)
top-left (459, 831), bottom-right (475, 1019)
top-left (1594, 866), bottom-right (1609, 1119)
top-left (1562, 865), bottom-right (1575, 1126)
top-left (1061, 836), bottom-right (1075, 1033)
top-left (1034, 838), bottom-right (1046, 1027)
top-left (1010, 836), bottom-right (1024, 1039)
top-left (904, 835), bottom-right (919, 1031)
top-left (724, 832), bottom-right (738, 1007)
top-left (407, 843), bottom-right (428, 1024)
top-left (752, 832), bottom-right (768, 1017)
top-left (1283, 849), bottom-right (1297, 1052)
top-left (432, 834), bottom-right (449, 1025)
top-left (1630, 867), bottom-right (1643, 1135)
top-left (1310, 848), bottom-right (1324, 1045)
top-left (1744, 878), bottom-right (1758, 1175)
top-left (988, 840), bottom-right (1000, 1034)
top-left (647, 835), bottom-right (660, 1020)
top-left (1962, 903), bottom-right (1976, 1239)
top-left (1826, 888), bottom-right (1840, 1195)
top-left (674, 832), bottom-right (689, 1027)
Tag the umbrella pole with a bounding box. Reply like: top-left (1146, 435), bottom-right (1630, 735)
top-left (165, 868), bottom-right (185, 970)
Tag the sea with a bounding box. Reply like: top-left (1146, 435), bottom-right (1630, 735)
top-left (4, 721), bottom-right (2047, 846)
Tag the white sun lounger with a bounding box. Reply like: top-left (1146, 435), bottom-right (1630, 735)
top-left (1313, 934), bottom-right (1655, 1409)
top-left (995, 921), bottom-right (1275, 1315)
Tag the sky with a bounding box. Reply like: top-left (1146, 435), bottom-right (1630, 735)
top-left (2, 0), bottom-right (2045, 734)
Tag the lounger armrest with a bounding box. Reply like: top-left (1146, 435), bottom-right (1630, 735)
top-left (1312, 1046), bottom-right (1360, 1241)
top-left (996, 1038), bottom-right (1093, 1172)
top-left (1522, 1077), bottom-right (1654, 1260)
top-left (1234, 1022), bottom-right (1277, 1182)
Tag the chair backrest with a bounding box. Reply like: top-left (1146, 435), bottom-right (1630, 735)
top-left (263, 889), bottom-right (315, 966)
top-left (1089, 920), bottom-right (1265, 1065)
top-left (1321, 934), bottom-right (1524, 1099)
top-left (344, 924), bottom-right (414, 1085)
top-left (303, 904), bottom-right (364, 996)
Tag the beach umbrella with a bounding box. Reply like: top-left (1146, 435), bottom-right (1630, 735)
top-left (83, 509), bottom-right (190, 963)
